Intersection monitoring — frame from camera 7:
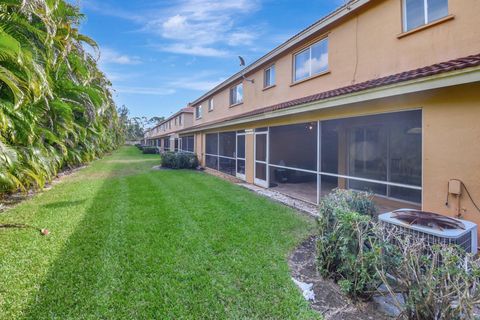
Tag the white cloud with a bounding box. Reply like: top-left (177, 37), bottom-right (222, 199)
top-left (227, 31), bottom-right (257, 46)
top-left (100, 48), bottom-right (142, 65)
top-left (115, 86), bottom-right (176, 95)
top-left (85, 0), bottom-right (264, 57)
top-left (145, 0), bottom-right (262, 56)
top-left (170, 78), bottom-right (225, 91)
top-left (295, 53), bottom-right (328, 79)
top-left (159, 44), bottom-right (228, 57)
top-left (112, 71), bottom-right (224, 95)
top-left (311, 54), bottom-right (329, 73)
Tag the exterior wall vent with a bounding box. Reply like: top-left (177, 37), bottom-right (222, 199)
top-left (379, 209), bottom-right (478, 254)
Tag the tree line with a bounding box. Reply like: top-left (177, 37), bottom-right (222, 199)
top-left (0, 0), bottom-right (123, 194)
top-left (118, 105), bottom-right (164, 142)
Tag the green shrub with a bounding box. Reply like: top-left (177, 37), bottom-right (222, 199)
top-left (142, 147), bottom-right (158, 154)
top-left (161, 152), bottom-right (198, 169)
top-left (317, 188), bottom-right (480, 316)
top-left (317, 189), bottom-right (380, 299)
top-left (375, 228), bottom-right (480, 320)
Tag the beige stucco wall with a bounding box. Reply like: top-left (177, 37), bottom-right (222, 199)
top-left (194, 83), bottom-right (480, 227)
top-left (191, 0), bottom-right (480, 128)
top-left (149, 112), bottom-right (194, 140)
top-left (245, 131), bottom-right (255, 183)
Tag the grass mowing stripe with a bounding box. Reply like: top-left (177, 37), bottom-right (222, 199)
top-left (0, 147), bottom-right (321, 319)
top-left (21, 166), bottom-right (126, 319)
top-left (0, 165), bottom-right (110, 318)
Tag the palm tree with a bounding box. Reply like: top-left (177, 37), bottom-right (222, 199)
top-left (0, 0), bottom-right (123, 194)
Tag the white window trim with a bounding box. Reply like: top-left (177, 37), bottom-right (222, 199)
top-left (293, 37), bottom-right (328, 83)
top-left (208, 98), bottom-right (214, 111)
top-left (196, 105), bottom-right (203, 119)
top-left (402, 0), bottom-right (448, 32)
top-left (264, 65), bottom-right (275, 88)
top-left (230, 83), bottom-right (243, 106)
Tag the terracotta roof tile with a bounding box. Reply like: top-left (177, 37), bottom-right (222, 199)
top-left (181, 53), bottom-right (480, 132)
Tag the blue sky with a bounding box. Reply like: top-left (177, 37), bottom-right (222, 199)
top-left (78, 0), bottom-right (344, 119)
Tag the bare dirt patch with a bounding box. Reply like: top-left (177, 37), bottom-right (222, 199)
top-left (289, 236), bottom-right (390, 320)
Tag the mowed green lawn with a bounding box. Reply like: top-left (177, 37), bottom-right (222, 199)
top-left (0, 146), bottom-right (319, 319)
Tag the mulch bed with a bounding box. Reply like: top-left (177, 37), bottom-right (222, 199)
top-left (288, 236), bottom-right (390, 320)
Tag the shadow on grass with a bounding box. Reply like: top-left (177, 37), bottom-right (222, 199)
top-left (19, 158), bottom-right (316, 319)
top-left (20, 162), bottom-right (140, 319)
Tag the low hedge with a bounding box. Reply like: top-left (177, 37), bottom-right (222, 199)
top-left (142, 146), bottom-right (159, 154)
top-left (161, 152), bottom-right (199, 169)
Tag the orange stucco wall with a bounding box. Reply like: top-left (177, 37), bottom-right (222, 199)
top-left (191, 0), bottom-right (480, 128)
top-left (193, 83), bottom-right (480, 227)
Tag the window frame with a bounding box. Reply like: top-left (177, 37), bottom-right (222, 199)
top-left (263, 64), bottom-right (276, 88)
top-left (195, 105), bottom-right (203, 119)
top-left (293, 37), bottom-right (329, 83)
top-left (229, 83), bottom-right (243, 106)
top-left (208, 98), bottom-right (214, 111)
top-left (402, 0), bottom-right (449, 32)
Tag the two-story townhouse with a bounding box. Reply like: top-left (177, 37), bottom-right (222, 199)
top-left (146, 107), bottom-right (195, 152)
top-left (176, 0), bottom-right (480, 225)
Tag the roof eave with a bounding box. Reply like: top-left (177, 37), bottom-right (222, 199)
top-left (179, 66), bottom-right (480, 134)
top-left (188, 0), bottom-right (370, 106)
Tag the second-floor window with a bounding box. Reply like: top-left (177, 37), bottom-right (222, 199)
top-left (403, 0), bottom-right (448, 32)
top-left (230, 83), bottom-right (243, 106)
top-left (179, 115), bottom-right (182, 125)
top-left (208, 98), bottom-right (214, 111)
top-left (196, 105), bottom-right (203, 119)
top-left (294, 38), bottom-right (328, 82)
top-left (264, 65), bottom-right (275, 88)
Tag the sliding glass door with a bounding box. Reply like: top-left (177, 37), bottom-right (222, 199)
top-left (347, 125), bottom-right (388, 195)
top-left (268, 122), bottom-right (318, 203)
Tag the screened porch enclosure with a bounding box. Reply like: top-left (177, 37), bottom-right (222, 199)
top-left (180, 135), bottom-right (195, 153)
top-left (163, 137), bottom-right (170, 151)
top-left (205, 131), bottom-right (246, 179)
top-left (268, 122), bottom-right (318, 203)
top-left (264, 110), bottom-right (422, 207)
